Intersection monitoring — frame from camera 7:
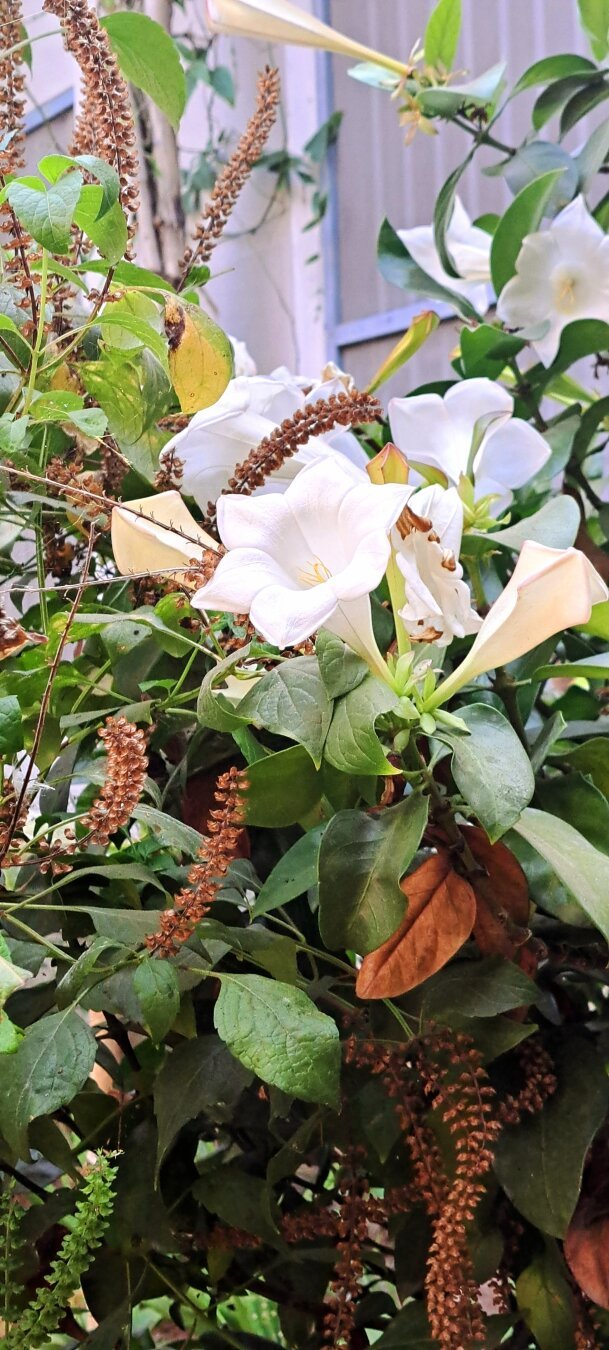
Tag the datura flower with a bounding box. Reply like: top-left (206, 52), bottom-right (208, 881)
top-left (205, 0), bottom-right (409, 75)
top-left (159, 370), bottom-right (367, 512)
top-left (497, 195), bottom-right (609, 366)
top-left (389, 378), bottom-right (550, 515)
top-left (399, 197), bottom-right (492, 314)
top-left (394, 486), bottom-right (481, 648)
top-left (428, 540), bottom-right (608, 707)
top-left (191, 456), bottom-right (411, 674)
top-left (111, 491), bottom-right (217, 580)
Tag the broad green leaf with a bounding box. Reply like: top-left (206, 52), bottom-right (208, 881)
top-left (424, 0), bottom-right (462, 69)
top-left (132, 804), bottom-right (204, 857)
top-left (316, 631), bottom-right (368, 699)
top-left (133, 958), bottom-right (180, 1042)
top-left (38, 153), bottom-right (120, 215)
top-left (491, 170), bottom-right (565, 296)
top-left (561, 78), bottom-right (609, 136)
top-left (95, 301), bottom-right (168, 368)
top-left (532, 74), bottom-right (600, 131)
top-left (254, 824), bottom-right (327, 917)
top-left (237, 657), bottom-right (332, 767)
top-left (318, 792), bottom-right (429, 953)
top-left (516, 1246), bottom-right (575, 1350)
top-left (535, 653), bottom-right (609, 681)
top-left (87, 908), bottom-right (165, 944)
top-left (486, 496), bottom-right (580, 552)
top-left (29, 390), bottom-right (107, 438)
top-left (538, 770), bottom-right (609, 857)
top-left (81, 347), bottom-right (171, 448)
top-left (543, 318), bottom-right (609, 378)
top-left (154, 1035), bottom-right (252, 1174)
top-left (418, 63), bottom-right (506, 117)
top-left (440, 704), bottom-right (534, 842)
top-left (418, 956), bottom-right (537, 1022)
top-left (513, 807), bottom-right (609, 940)
top-left (8, 172), bottom-right (82, 253)
top-left (367, 311), bottom-right (439, 393)
top-left (243, 745), bottom-right (322, 827)
top-left (578, 0), bottom-right (609, 59)
top-left (101, 11), bottom-right (186, 128)
top-left (373, 1302), bottom-right (433, 1348)
top-left (0, 936), bottom-right (29, 1009)
top-left (195, 1165), bottom-right (278, 1242)
top-left (74, 189), bottom-right (128, 266)
top-left (56, 936), bottom-right (124, 1009)
top-left (324, 674), bottom-right (400, 776)
top-left (214, 974), bottom-right (340, 1107)
top-left (501, 142), bottom-right (578, 208)
top-left (556, 738), bottom-right (609, 796)
top-left (459, 322), bottom-right (524, 379)
top-left (197, 646), bottom-right (254, 733)
top-left (494, 1037), bottom-right (608, 1235)
top-left (0, 1009), bottom-right (97, 1155)
top-left (433, 154), bottom-right (475, 278)
top-left (377, 218), bottom-right (478, 322)
top-left (0, 695), bottom-right (24, 755)
top-left (0, 1015), bottom-right (23, 1056)
top-left (513, 53), bottom-right (598, 96)
top-left (575, 116), bottom-right (609, 188)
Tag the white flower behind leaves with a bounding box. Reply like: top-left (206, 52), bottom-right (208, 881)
top-left (497, 195), bottom-right (609, 366)
top-left (395, 486), bottom-right (481, 648)
top-left (389, 378), bottom-right (550, 515)
top-left (191, 457), bottom-right (411, 676)
top-left (399, 197), bottom-right (492, 314)
top-left (159, 369), bottom-right (367, 513)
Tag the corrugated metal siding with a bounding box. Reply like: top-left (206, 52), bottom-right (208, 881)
top-left (324, 1), bottom-right (592, 391)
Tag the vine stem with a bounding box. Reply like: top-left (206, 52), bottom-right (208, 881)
top-left (0, 526), bottom-right (96, 867)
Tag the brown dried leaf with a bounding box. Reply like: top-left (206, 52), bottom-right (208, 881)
top-left (465, 825), bottom-right (530, 959)
top-left (565, 1210), bottom-right (609, 1309)
top-left (0, 618), bottom-right (46, 660)
top-left (355, 851), bottom-right (476, 999)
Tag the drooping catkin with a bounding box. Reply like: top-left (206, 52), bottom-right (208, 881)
top-left (42, 0), bottom-right (139, 228)
top-left (322, 1145), bottom-right (369, 1348)
top-left (205, 390), bottom-right (381, 527)
top-left (180, 66), bottom-right (281, 280)
top-left (147, 765), bottom-right (247, 955)
top-left (82, 716), bottom-right (149, 846)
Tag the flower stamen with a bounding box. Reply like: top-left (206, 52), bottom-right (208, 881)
top-left (299, 558), bottom-right (333, 587)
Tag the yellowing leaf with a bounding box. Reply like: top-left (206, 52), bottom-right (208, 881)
top-left (165, 298), bottom-right (234, 414)
top-left (367, 311), bottom-right (439, 393)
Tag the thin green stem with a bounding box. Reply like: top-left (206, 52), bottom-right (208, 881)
top-left (0, 911), bottom-right (75, 964)
top-left (23, 248), bottom-right (48, 413)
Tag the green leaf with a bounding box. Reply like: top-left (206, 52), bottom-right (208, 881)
top-left (94, 303), bottom-right (168, 368)
top-left (499, 142), bottom-right (578, 210)
top-left (544, 318), bottom-right (609, 377)
top-left (491, 170), bottom-right (565, 296)
top-left (0, 1015), bottom-right (23, 1056)
top-left (195, 1165), bottom-right (278, 1242)
top-left (214, 974), bottom-right (340, 1107)
top-left (513, 807), bottom-right (609, 941)
top-left (88, 907), bottom-right (165, 944)
top-left (0, 695), bottom-right (24, 755)
top-left (197, 646), bottom-right (254, 733)
top-left (418, 63), bottom-right (506, 116)
top-left (243, 745), bottom-right (322, 827)
top-left (374, 1301), bottom-right (433, 1348)
top-left (154, 1035), bottom-right (252, 1174)
top-left (424, 0), bottom-right (462, 69)
top-left (516, 1245), bottom-right (575, 1350)
top-left (532, 74), bottom-right (600, 131)
top-left (324, 674), bottom-right (400, 776)
top-left (494, 1037), bottom-right (608, 1236)
top-left (101, 12), bottom-right (186, 128)
top-left (8, 172), bottom-right (82, 253)
top-left (377, 217), bottom-right (478, 322)
top-left (0, 938), bottom-right (29, 1010)
top-left (81, 347), bottom-right (171, 449)
top-left (237, 657), bottom-right (332, 768)
top-left (419, 956), bottom-right (537, 1022)
top-left (459, 322), bottom-right (525, 379)
top-left (368, 311), bottom-right (440, 393)
top-left (316, 631), bottom-right (368, 699)
top-left (0, 1009), bottom-right (97, 1156)
top-left (513, 54), bottom-right (598, 96)
top-left (575, 116), bottom-right (609, 188)
top-left (318, 792), bottom-right (429, 953)
top-left (253, 824), bottom-right (327, 917)
top-left (73, 189), bottom-right (128, 265)
top-left (38, 153), bottom-right (120, 216)
top-left (440, 704), bottom-right (534, 842)
top-left (556, 738), bottom-right (609, 796)
top-left (486, 496), bottom-right (580, 552)
top-left (131, 804), bottom-right (204, 857)
top-left (133, 958), bottom-right (180, 1042)
top-left (536, 653), bottom-right (609, 681)
top-left (578, 0), bottom-right (609, 58)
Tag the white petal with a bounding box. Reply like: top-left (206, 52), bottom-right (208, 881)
top-left (250, 578), bottom-right (339, 647)
top-left (389, 393), bottom-right (460, 480)
top-left (111, 491), bottom-right (216, 578)
top-left (475, 417), bottom-right (550, 492)
top-left (191, 547), bottom-right (290, 614)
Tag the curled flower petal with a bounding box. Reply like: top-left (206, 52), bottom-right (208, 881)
top-left (111, 491), bottom-right (217, 580)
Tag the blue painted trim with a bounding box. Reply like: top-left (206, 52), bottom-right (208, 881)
top-left (25, 89), bottom-right (74, 136)
top-left (336, 301), bottom-right (454, 349)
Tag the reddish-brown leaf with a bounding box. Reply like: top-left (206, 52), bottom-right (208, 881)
top-left (565, 1210), bottom-right (609, 1308)
top-left (355, 851), bottom-right (476, 1000)
top-left (464, 826), bottom-right (530, 959)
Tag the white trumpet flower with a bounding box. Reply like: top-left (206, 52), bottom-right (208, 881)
top-left (394, 486), bottom-right (481, 648)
